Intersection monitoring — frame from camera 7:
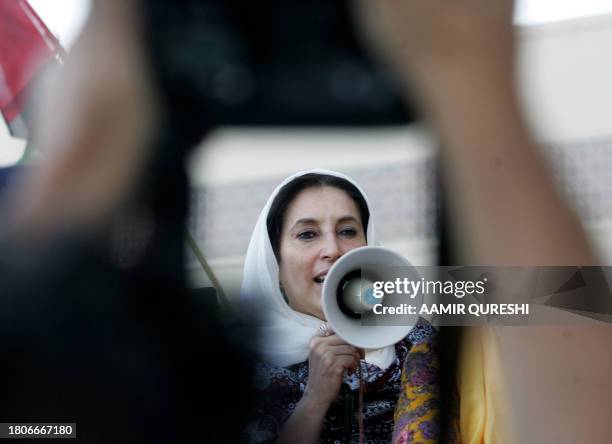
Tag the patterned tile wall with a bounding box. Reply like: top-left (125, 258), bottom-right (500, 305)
top-left (547, 137), bottom-right (612, 223)
top-left (188, 136), bottom-right (612, 263)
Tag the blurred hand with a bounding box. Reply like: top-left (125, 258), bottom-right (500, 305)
top-left (303, 334), bottom-right (362, 409)
top-left (9, 0), bottom-right (159, 240)
top-left (353, 0), bottom-right (515, 87)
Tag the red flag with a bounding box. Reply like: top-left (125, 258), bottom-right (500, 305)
top-left (0, 0), bottom-right (65, 136)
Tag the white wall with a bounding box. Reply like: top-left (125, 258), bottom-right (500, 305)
top-left (517, 14), bottom-right (612, 141)
top-left (188, 126), bottom-right (435, 188)
top-left (517, 14), bottom-right (612, 262)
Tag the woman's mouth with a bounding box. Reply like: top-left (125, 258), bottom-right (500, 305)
top-left (313, 273), bottom-right (327, 284)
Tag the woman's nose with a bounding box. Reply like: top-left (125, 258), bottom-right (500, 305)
top-left (321, 236), bottom-right (342, 261)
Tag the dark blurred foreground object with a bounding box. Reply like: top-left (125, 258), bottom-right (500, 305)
top-left (0, 0), bottom-right (257, 441)
top-left (148, 0), bottom-right (415, 127)
top-left (0, 239), bottom-right (254, 443)
top-left (0, 167), bottom-right (255, 442)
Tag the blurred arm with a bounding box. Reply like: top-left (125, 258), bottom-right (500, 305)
top-left (6, 0), bottom-right (159, 242)
top-left (354, 1), bottom-right (612, 442)
top-left (355, 0), bottom-right (594, 266)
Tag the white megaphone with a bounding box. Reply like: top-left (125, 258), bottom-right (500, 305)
top-left (322, 246), bottom-right (421, 349)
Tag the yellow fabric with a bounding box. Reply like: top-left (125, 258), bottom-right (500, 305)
top-left (458, 327), bottom-right (515, 444)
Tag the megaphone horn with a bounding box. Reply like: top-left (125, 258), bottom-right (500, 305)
top-left (322, 246), bottom-right (420, 349)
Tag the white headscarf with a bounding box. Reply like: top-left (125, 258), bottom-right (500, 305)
top-left (240, 168), bottom-right (395, 368)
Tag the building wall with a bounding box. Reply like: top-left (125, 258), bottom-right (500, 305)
top-left (516, 14), bottom-right (612, 262)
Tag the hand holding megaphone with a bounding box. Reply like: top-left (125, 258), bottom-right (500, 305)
top-left (322, 246), bottom-right (420, 349)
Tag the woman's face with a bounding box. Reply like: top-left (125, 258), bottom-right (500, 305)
top-left (278, 186), bottom-right (367, 320)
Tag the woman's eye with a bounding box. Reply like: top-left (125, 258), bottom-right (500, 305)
top-left (297, 230), bottom-right (317, 241)
top-left (339, 227), bottom-right (357, 237)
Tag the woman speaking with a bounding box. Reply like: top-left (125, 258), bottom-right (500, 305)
top-left (240, 169), bottom-right (444, 443)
